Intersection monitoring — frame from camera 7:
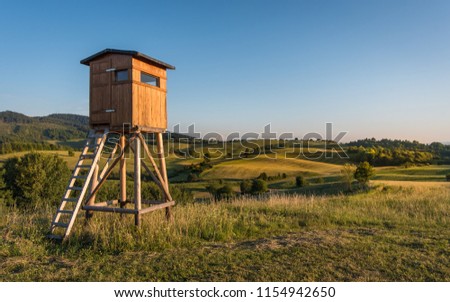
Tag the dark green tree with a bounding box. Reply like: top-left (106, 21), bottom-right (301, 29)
top-left (251, 179), bottom-right (268, 194)
top-left (240, 179), bottom-right (253, 194)
top-left (354, 161), bottom-right (374, 187)
top-left (257, 172), bottom-right (268, 181)
top-left (295, 175), bottom-right (305, 187)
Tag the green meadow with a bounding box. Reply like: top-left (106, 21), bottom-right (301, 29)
top-left (1, 141), bottom-right (450, 281)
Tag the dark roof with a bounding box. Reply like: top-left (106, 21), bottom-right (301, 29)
top-left (80, 48), bottom-right (175, 70)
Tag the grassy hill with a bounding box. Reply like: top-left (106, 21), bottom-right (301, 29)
top-left (0, 111), bottom-right (89, 142)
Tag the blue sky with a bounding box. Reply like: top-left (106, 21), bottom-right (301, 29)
top-left (0, 0), bottom-right (449, 143)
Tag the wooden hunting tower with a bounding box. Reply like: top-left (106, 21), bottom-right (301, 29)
top-left (48, 49), bottom-right (175, 241)
top-left (80, 48), bottom-right (175, 132)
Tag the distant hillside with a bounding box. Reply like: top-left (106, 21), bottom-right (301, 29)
top-left (0, 111), bottom-right (89, 142)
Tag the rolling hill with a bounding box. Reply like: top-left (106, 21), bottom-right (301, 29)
top-left (0, 111), bottom-right (89, 142)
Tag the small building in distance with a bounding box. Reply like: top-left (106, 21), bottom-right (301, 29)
top-left (80, 49), bottom-right (175, 132)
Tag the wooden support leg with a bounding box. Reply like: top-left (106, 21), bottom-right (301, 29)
top-left (156, 132), bottom-right (172, 221)
top-left (119, 135), bottom-right (126, 209)
top-left (86, 163), bottom-right (98, 220)
top-left (134, 135), bottom-right (141, 226)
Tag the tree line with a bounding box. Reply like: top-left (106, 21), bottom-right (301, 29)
top-left (345, 138), bottom-right (450, 166)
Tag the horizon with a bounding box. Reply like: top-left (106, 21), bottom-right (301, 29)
top-left (2, 109), bottom-right (449, 145)
top-left (1, 0), bottom-right (449, 143)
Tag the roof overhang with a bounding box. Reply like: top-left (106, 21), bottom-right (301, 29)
top-left (80, 48), bottom-right (175, 70)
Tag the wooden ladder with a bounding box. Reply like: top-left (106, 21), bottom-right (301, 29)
top-left (47, 129), bottom-right (108, 241)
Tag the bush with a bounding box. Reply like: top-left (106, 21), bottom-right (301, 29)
top-left (216, 184), bottom-right (235, 200)
top-left (257, 172), bottom-right (268, 181)
top-left (170, 184), bottom-right (195, 205)
top-left (251, 179), bottom-right (268, 194)
top-left (295, 175), bottom-right (305, 187)
top-left (341, 163), bottom-right (356, 191)
top-left (206, 182), bottom-right (235, 200)
top-left (68, 150), bottom-right (75, 157)
top-left (354, 161), bottom-right (374, 187)
top-left (446, 174), bottom-right (450, 182)
top-left (240, 179), bottom-right (253, 194)
top-left (2, 152), bottom-right (71, 208)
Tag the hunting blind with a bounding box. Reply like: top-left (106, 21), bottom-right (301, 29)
top-left (48, 49), bottom-right (176, 241)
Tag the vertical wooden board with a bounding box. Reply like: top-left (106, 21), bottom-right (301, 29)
top-left (90, 85), bottom-right (111, 124)
top-left (141, 85), bottom-right (147, 126)
top-left (111, 84), bottom-right (132, 128)
top-left (90, 59), bottom-right (111, 125)
top-left (92, 73), bottom-right (110, 86)
top-left (152, 88), bottom-right (159, 127)
top-left (159, 78), bottom-right (167, 90)
top-left (91, 60), bottom-right (110, 73)
top-left (133, 83), bottom-right (141, 127)
top-left (161, 92), bottom-right (167, 129)
top-left (110, 54), bottom-right (132, 69)
top-left (132, 69), bottom-right (140, 82)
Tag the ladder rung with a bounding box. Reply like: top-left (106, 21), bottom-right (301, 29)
top-left (76, 165), bottom-right (91, 169)
top-left (80, 154), bottom-right (95, 159)
top-left (73, 175), bottom-right (87, 180)
top-left (52, 222), bottom-right (69, 228)
top-left (58, 210), bottom-right (73, 214)
top-left (67, 186), bottom-right (82, 191)
top-left (63, 198), bottom-right (78, 202)
top-left (47, 234), bottom-right (63, 240)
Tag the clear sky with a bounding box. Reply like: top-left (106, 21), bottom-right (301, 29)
top-left (0, 0), bottom-right (449, 143)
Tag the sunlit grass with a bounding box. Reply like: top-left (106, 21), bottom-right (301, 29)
top-left (1, 186), bottom-right (449, 281)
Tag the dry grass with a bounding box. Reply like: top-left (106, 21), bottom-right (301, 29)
top-left (1, 186), bottom-right (449, 281)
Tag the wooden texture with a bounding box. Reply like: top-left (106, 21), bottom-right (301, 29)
top-left (49, 130), bottom-right (108, 240)
top-left (83, 205), bottom-right (137, 214)
top-left (119, 135), bottom-right (126, 207)
top-left (137, 134), bottom-right (172, 201)
top-left (134, 137), bottom-right (141, 226)
top-left (157, 132), bottom-right (172, 220)
top-left (139, 201), bottom-right (175, 214)
top-left (88, 54), bottom-right (168, 130)
top-left (85, 163), bottom-right (98, 219)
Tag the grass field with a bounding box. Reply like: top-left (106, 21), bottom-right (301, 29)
top-left (1, 185), bottom-right (449, 281)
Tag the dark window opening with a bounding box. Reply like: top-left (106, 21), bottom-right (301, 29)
top-left (115, 70), bottom-right (128, 81)
top-left (141, 72), bottom-right (159, 87)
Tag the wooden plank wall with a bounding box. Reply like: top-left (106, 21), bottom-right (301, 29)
top-left (89, 55), bottom-right (168, 130)
top-left (131, 58), bottom-right (167, 130)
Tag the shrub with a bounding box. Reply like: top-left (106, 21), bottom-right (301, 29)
top-left (354, 161), bottom-right (374, 187)
top-left (295, 175), bottom-right (305, 187)
top-left (3, 152), bottom-right (70, 208)
top-left (257, 172), bottom-right (268, 181)
top-left (216, 184), bottom-right (235, 200)
top-left (68, 150), bottom-right (75, 157)
top-left (170, 184), bottom-right (194, 205)
top-left (341, 163), bottom-right (356, 191)
top-left (206, 182), bottom-right (235, 200)
top-left (240, 179), bottom-right (253, 194)
top-left (446, 174), bottom-right (450, 182)
top-left (251, 179), bottom-right (268, 194)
